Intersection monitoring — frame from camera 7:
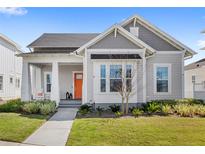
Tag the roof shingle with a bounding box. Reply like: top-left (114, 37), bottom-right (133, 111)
top-left (28, 33), bottom-right (99, 48)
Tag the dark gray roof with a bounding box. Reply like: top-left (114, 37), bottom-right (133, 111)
top-left (28, 33), bottom-right (99, 48)
top-left (185, 58), bottom-right (205, 70)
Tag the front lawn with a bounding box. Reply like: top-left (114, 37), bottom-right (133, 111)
top-left (0, 113), bottom-right (48, 142)
top-left (67, 116), bottom-right (205, 146)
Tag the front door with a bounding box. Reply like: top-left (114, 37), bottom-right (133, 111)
top-left (74, 73), bottom-right (83, 99)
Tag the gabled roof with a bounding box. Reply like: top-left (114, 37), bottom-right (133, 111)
top-left (27, 33), bottom-right (99, 48)
top-left (0, 33), bottom-right (22, 52)
top-left (121, 15), bottom-right (197, 56)
top-left (185, 58), bottom-right (205, 70)
top-left (75, 24), bottom-right (156, 54)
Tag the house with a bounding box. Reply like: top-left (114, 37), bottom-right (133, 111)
top-left (185, 58), bottom-right (205, 99)
top-left (19, 15), bottom-right (196, 107)
top-left (0, 33), bottom-right (22, 100)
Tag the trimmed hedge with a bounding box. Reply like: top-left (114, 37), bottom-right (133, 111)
top-left (0, 99), bottom-right (23, 112)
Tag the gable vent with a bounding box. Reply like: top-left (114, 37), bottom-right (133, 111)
top-left (130, 27), bottom-right (139, 37)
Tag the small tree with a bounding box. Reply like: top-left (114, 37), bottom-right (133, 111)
top-left (114, 62), bottom-right (137, 115)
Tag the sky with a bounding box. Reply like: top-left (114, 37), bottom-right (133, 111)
top-left (0, 7), bottom-right (205, 65)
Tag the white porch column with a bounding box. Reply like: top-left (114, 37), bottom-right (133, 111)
top-left (82, 48), bottom-right (88, 104)
top-left (21, 60), bottom-right (31, 101)
top-left (142, 50), bottom-right (147, 103)
top-left (51, 62), bottom-right (60, 106)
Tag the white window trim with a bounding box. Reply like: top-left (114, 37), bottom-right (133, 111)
top-left (9, 75), bottom-right (14, 84)
top-left (97, 62), bottom-right (136, 95)
top-left (153, 63), bottom-right (172, 95)
top-left (0, 74), bottom-right (4, 92)
top-left (44, 72), bottom-right (52, 94)
top-left (100, 65), bottom-right (106, 93)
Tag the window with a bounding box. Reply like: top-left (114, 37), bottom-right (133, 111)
top-left (126, 65), bottom-right (132, 92)
top-left (192, 75), bottom-right (196, 83)
top-left (46, 73), bottom-right (51, 93)
top-left (100, 65), bottom-right (106, 92)
top-left (156, 66), bottom-right (169, 93)
top-left (0, 76), bottom-right (3, 91)
top-left (10, 77), bottom-right (13, 84)
top-left (16, 78), bottom-right (20, 88)
top-left (110, 65), bottom-right (122, 92)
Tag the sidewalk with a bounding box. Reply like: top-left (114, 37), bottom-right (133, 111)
top-left (23, 108), bottom-right (78, 146)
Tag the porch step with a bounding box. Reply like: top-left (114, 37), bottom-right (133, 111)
top-left (58, 104), bottom-right (81, 108)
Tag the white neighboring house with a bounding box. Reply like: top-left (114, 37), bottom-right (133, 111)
top-left (0, 34), bottom-right (22, 100)
top-left (19, 15), bottom-right (196, 107)
top-left (185, 59), bottom-right (205, 99)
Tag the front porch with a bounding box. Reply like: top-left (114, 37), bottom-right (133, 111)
top-left (21, 53), bottom-right (84, 106)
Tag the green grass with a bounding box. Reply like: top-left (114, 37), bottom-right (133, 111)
top-left (67, 116), bottom-right (205, 146)
top-left (0, 113), bottom-right (48, 142)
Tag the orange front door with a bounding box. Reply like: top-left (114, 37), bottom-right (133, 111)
top-left (74, 73), bottom-right (83, 99)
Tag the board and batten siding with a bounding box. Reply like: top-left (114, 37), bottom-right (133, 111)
top-left (146, 53), bottom-right (183, 101)
top-left (0, 38), bottom-right (22, 100)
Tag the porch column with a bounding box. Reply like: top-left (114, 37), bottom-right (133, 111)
top-left (21, 60), bottom-right (31, 101)
top-left (51, 62), bottom-right (60, 106)
top-left (142, 50), bottom-right (147, 103)
top-left (82, 48), bottom-right (88, 104)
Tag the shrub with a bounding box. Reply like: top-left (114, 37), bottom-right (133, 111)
top-left (115, 111), bottom-right (123, 118)
top-left (109, 104), bottom-right (121, 113)
top-left (173, 104), bottom-right (195, 117)
top-left (161, 104), bottom-right (173, 115)
top-left (40, 103), bottom-right (56, 115)
top-left (0, 99), bottom-right (23, 113)
top-left (22, 100), bottom-right (56, 115)
top-left (146, 102), bottom-right (161, 114)
top-left (194, 105), bottom-right (205, 117)
top-left (79, 104), bottom-right (92, 115)
top-left (149, 100), bottom-right (177, 106)
top-left (22, 102), bottom-right (40, 114)
top-left (132, 108), bottom-right (143, 118)
top-left (176, 98), bottom-right (204, 105)
top-left (96, 106), bottom-right (104, 116)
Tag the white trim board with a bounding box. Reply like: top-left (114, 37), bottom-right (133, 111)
top-left (153, 63), bottom-right (172, 95)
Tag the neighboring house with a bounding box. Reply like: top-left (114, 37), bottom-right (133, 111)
top-left (185, 58), bottom-right (205, 99)
top-left (0, 34), bottom-right (22, 100)
top-left (19, 15), bottom-right (196, 107)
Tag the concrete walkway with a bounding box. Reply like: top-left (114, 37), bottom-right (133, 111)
top-left (23, 108), bottom-right (78, 146)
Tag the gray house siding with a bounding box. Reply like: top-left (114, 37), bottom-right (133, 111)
top-left (89, 31), bottom-right (141, 49)
top-left (194, 91), bottom-right (205, 100)
top-left (146, 53), bottom-right (183, 101)
top-left (123, 21), bottom-right (180, 51)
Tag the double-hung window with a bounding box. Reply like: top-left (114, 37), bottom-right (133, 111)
top-left (155, 64), bottom-right (171, 93)
top-left (110, 65), bottom-right (122, 92)
top-left (45, 73), bottom-right (52, 93)
top-left (100, 65), bottom-right (106, 92)
top-left (126, 65), bottom-right (132, 92)
top-left (0, 76), bottom-right (3, 91)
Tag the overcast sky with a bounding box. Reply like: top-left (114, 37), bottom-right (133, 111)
top-left (1, 7), bottom-right (205, 65)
